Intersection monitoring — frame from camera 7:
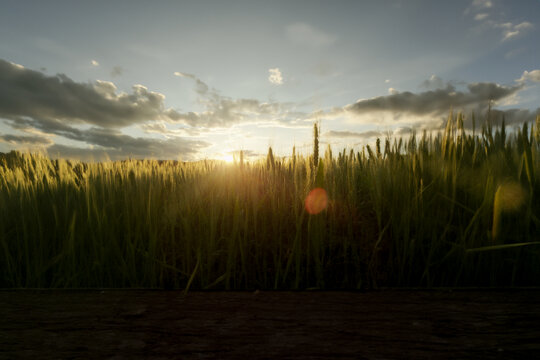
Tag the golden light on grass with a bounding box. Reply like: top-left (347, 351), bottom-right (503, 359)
top-left (305, 187), bottom-right (328, 215)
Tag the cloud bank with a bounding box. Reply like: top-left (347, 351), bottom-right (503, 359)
top-left (0, 59), bottom-right (306, 159)
top-left (0, 59), bottom-right (209, 159)
top-left (0, 59), bottom-right (171, 128)
top-left (1, 58), bottom-right (537, 160)
top-left (326, 77), bottom-right (537, 130)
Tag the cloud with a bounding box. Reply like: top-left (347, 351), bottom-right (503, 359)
top-left (141, 122), bottom-right (201, 137)
top-left (489, 108), bottom-right (540, 127)
top-left (318, 77), bottom-right (534, 130)
top-left (472, 0), bottom-right (492, 9)
top-left (0, 58), bottom-right (307, 159)
top-left (0, 59), bottom-right (172, 128)
top-left (498, 21), bottom-right (534, 41)
top-left (346, 82), bottom-right (522, 117)
top-left (385, 79), bottom-right (391, 84)
top-left (91, 60), bottom-right (99, 67)
top-left (0, 134), bottom-right (53, 146)
top-left (1, 58), bottom-right (303, 133)
top-left (10, 61), bottom-right (24, 70)
top-left (0, 59), bottom-right (215, 159)
top-left (388, 88), bottom-right (398, 95)
top-left (46, 139), bottom-right (206, 161)
top-left (268, 68), bottom-right (283, 85)
top-left (110, 66), bottom-right (123, 77)
top-left (164, 97), bottom-right (300, 128)
top-left (6, 116), bottom-right (209, 160)
top-left (474, 13), bottom-right (489, 21)
top-left (325, 130), bottom-right (382, 139)
top-left (421, 75), bottom-right (445, 90)
top-left (465, 1), bottom-right (533, 42)
top-left (286, 22), bottom-right (336, 48)
top-left (171, 70), bottom-right (306, 127)
top-left (465, 0), bottom-right (493, 14)
top-left (174, 71), bottom-right (209, 95)
top-left (516, 69), bottom-right (540, 83)
top-left (393, 127), bottom-right (413, 136)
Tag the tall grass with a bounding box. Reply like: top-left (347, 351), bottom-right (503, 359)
top-left (0, 114), bottom-right (539, 289)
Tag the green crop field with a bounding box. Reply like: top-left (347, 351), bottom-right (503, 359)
top-left (1, 113), bottom-right (539, 290)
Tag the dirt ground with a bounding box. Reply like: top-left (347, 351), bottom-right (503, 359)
top-left (1, 289), bottom-right (540, 359)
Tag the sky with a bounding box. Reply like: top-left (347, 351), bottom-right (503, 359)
top-left (0, 0), bottom-right (539, 161)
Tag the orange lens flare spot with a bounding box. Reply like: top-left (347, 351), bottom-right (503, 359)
top-left (305, 187), bottom-right (328, 215)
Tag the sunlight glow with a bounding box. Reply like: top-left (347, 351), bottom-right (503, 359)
top-left (222, 154), bottom-right (234, 163)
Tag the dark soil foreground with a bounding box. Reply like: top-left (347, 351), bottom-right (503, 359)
top-left (1, 289), bottom-right (540, 359)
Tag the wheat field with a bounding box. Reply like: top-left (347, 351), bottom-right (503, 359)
top-left (1, 114), bottom-right (539, 289)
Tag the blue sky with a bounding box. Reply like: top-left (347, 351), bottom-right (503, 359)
top-left (0, 0), bottom-right (539, 160)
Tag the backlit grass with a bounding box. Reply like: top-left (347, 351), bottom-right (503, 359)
top-left (1, 113), bottom-right (539, 289)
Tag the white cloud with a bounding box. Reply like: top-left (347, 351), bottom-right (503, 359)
top-left (286, 22), bottom-right (336, 48)
top-left (268, 68), bottom-right (283, 85)
top-left (174, 71), bottom-right (209, 94)
top-left (388, 88), bottom-right (398, 95)
top-left (465, 0), bottom-right (533, 42)
top-left (474, 13), bottom-right (489, 21)
top-left (91, 60), bottom-right (99, 67)
top-left (500, 21), bottom-right (533, 41)
top-left (385, 79), bottom-right (391, 83)
top-left (464, 0), bottom-right (493, 15)
top-left (472, 0), bottom-right (492, 9)
top-left (516, 69), bottom-right (540, 83)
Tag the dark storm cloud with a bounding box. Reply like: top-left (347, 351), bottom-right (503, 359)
top-left (346, 82), bottom-right (523, 117)
top-left (0, 59), bottom-right (168, 128)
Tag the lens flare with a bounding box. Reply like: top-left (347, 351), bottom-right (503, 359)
top-left (492, 182), bottom-right (527, 240)
top-left (305, 187), bottom-right (328, 215)
top-left (494, 182), bottom-right (526, 212)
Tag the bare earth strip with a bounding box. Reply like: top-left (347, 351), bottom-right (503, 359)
top-left (1, 290), bottom-right (540, 359)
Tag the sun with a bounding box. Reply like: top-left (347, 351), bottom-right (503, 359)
top-left (222, 154), bottom-right (234, 163)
